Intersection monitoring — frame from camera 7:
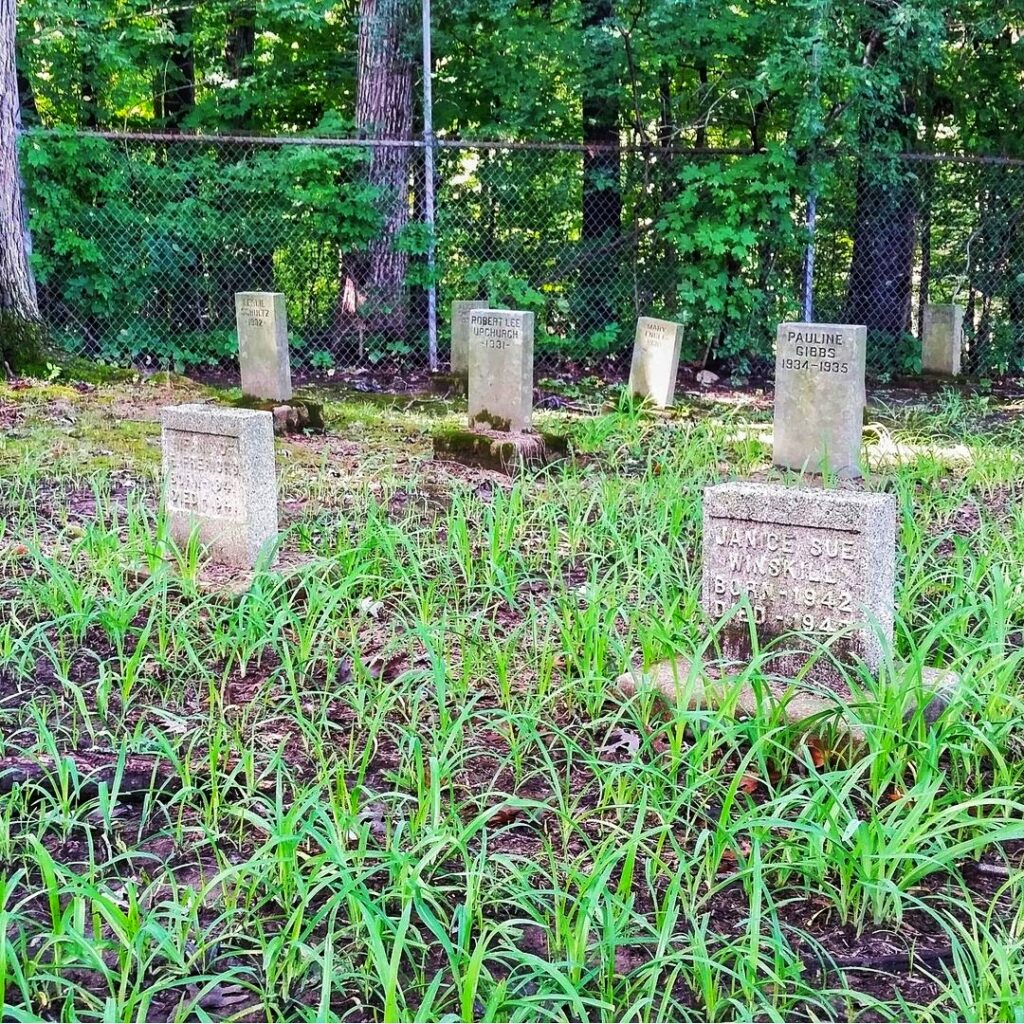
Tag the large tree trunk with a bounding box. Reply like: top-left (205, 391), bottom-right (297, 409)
top-left (844, 166), bottom-right (916, 340)
top-left (225, 6), bottom-right (256, 92)
top-left (0, 0), bottom-right (41, 374)
top-left (580, 0), bottom-right (621, 340)
top-left (339, 0), bottom-right (414, 347)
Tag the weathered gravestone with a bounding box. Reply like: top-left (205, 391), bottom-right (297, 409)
top-left (468, 309), bottom-right (534, 432)
top-left (617, 481), bottom-right (958, 736)
top-left (236, 292), bottom-right (291, 402)
top-left (701, 482), bottom-right (894, 684)
top-left (774, 322), bottom-right (867, 477)
top-left (434, 308), bottom-right (567, 472)
top-left (161, 405), bottom-right (278, 567)
top-left (451, 299), bottom-right (491, 377)
top-left (921, 303), bottom-right (963, 377)
top-left (628, 317), bottom-right (684, 408)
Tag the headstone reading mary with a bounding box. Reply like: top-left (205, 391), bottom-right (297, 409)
top-left (628, 317), bottom-right (684, 408)
top-left (774, 322), bottom-right (867, 477)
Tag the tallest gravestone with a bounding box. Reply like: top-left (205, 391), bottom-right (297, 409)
top-left (773, 322), bottom-right (867, 477)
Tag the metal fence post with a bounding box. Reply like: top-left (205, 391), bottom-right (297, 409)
top-left (422, 0), bottom-right (438, 371)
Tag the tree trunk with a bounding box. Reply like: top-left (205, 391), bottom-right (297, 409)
top-left (844, 165), bottom-right (916, 342)
top-left (339, 0), bottom-right (414, 346)
top-left (0, 0), bottom-right (41, 373)
top-left (225, 6), bottom-right (256, 90)
top-left (580, 0), bottom-right (621, 339)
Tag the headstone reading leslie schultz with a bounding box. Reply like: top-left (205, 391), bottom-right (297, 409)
top-left (236, 292), bottom-right (292, 402)
top-left (921, 303), bottom-right (963, 377)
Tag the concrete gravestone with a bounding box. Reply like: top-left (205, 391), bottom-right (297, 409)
top-left (235, 292), bottom-right (292, 402)
top-left (922, 303), bottom-right (963, 376)
top-left (161, 405), bottom-right (278, 567)
top-left (451, 299), bottom-right (491, 377)
top-left (702, 482), bottom-right (894, 685)
top-left (774, 322), bottom-right (866, 477)
top-left (468, 309), bottom-right (534, 432)
top-left (628, 317), bottom-right (684, 408)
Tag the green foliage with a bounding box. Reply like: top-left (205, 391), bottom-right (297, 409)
top-left (657, 147), bottom-right (802, 368)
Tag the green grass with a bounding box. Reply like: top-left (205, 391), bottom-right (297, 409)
top-left (0, 378), bottom-right (1022, 1021)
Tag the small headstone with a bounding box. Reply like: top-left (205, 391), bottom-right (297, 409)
top-left (702, 482), bottom-right (895, 686)
top-left (468, 309), bottom-right (534, 433)
top-left (235, 292), bottom-right (292, 402)
top-left (161, 405), bottom-right (278, 567)
top-left (921, 303), bottom-right (963, 376)
top-left (774, 322), bottom-right (867, 477)
top-left (628, 317), bottom-right (684, 407)
top-left (451, 299), bottom-right (491, 376)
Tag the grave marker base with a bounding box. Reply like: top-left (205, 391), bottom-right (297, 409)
top-left (433, 427), bottom-right (568, 475)
top-left (615, 655), bottom-right (959, 744)
top-left (231, 396), bottom-right (325, 435)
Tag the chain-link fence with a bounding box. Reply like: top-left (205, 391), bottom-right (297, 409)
top-left (19, 129), bottom-right (1024, 380)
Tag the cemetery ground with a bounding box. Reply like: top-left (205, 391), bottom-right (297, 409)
top-left (1, 369), bottom-right (1023, 1023)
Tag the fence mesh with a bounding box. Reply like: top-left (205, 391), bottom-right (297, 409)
top-left (19, 129), bottom-right (1024, 380)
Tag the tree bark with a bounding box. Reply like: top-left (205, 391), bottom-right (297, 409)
top-left (0, 0), bottom-right (41, 373)
top-left (225, 6), bottom-right (256, 90)
top-left (339, 0), bottom-right (414, 345)
top-left (580, 0), bottom-right (621, 338)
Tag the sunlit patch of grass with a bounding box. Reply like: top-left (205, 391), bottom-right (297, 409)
top-left (0, 377), bottom-right (1022, 1020)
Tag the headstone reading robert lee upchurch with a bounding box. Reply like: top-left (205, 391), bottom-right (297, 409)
top-left (451, 299), bottom-right (491, 377)
top-left (628, 317), bottom-right (684, 408)
top-left (774, 322), bottom-right (866, 477)
top-left (702, 482), bottom-right (895, 684)
top-left (921, 303), bottom-right (963, 377)
top-left (235, 292), bottom-right (292, 402)
top-left (468, 309), bottom-right (535, 432)
top-left (161, 405), bottom-right (278, 567)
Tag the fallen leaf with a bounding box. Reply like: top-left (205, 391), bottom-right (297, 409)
top-left (738, 774), bottom-right (759, 794)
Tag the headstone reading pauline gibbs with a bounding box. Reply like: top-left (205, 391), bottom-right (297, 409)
top-left (628, 317), bottom-right (684, 408)
top-left (702, 482), bottom-right (895, 686)
top-left (468, 309), bottom-right (535, 433)
top-left (774, 322), bottom-right (866, 477)
top-left (921, 303), bottom-right (963, 377)
top-left (235, 292), bottom-right (292, 402)
top-left (451, 299), bottom-right (490, 377)
top-left (161, 405), bottom-right (278, 568)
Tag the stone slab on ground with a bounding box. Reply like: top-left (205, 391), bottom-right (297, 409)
top-left (922, 303), bottom-right (964, 377)
top-left (628, 316), bottom-right (684, 408)
top-left (161, 404), bottom-right (278, 567)
top-left (433, 427), bottom-right (567, 475)
top-left (236, 292), bottom-right (292, 402)
top-left (232, 395), bottom-right (325, 435)
top-left (614, 657), bottom-right (959, 743)
top-left (774, 322), bottom-right (867, 476)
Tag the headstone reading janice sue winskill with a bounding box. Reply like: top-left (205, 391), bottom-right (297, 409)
top-left (468, 309), bottom-right (535, 433)
top-left (702, 482), bottom-right (895, 686)
top-left (235, 292), bottom-right (292, 402)
top-left (161, 405), bottom-right (278, 567)
top-left (921, 303), bottom-right (963, 377)
top-left (774, 322), bottom-right (866, 477)
top-left (628, 317), bottom-right (684, 408)
top-left (451, 299), bottom-right (491, 377)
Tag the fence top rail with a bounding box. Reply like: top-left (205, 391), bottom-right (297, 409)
top-left (18, 127), bottom-right (762, 156)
